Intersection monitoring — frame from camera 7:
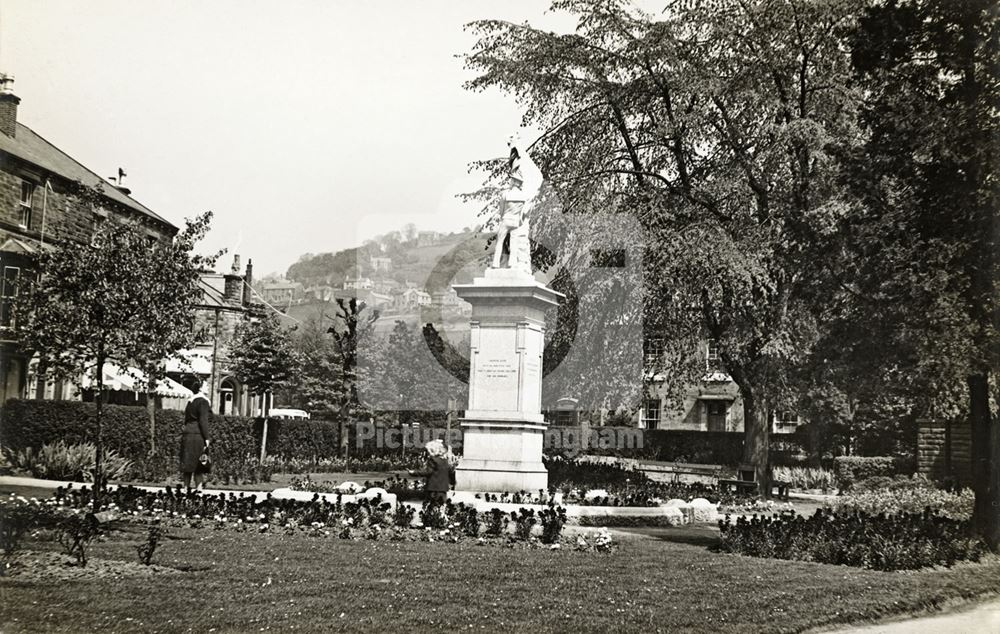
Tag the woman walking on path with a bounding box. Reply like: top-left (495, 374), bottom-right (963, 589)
top-left (180, 378), bottom-right (212, 492)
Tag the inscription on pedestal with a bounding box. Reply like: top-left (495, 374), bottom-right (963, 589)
top-left (482, 358), bottom-right (516, 380)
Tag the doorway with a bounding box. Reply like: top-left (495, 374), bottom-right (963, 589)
top-left (706, 401), bottom-right (728, 431)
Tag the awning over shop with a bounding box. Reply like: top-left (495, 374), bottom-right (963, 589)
top-left (165, 348), bottom-right (213, 376)
top-left (82, 363), bottom-right (193, 398)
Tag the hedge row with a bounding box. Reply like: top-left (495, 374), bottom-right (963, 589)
top-left (833, 456), bottom-right (911, 490)
top-left (1, 399), bottom-right (261, 481)
top-left (584, 429), bottom-right (807, 467)
top-left (1, 399), bottom-right (443, 480)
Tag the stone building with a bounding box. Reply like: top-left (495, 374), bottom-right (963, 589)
top-left (0, 74), bottom-right (177, 404)
top-left (259, 279), bottom-right (303, 306)
top-left (167, 256), bottom-right (259, 416)
top-left (548, 336), bottom-right (802, 434)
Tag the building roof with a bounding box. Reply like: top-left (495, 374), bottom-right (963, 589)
top-left (0, 122), bottom-right (175, 230)
top-left (197, 274), bottom-right (236, 309)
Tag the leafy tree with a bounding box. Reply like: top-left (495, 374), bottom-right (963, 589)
top-left (835, 0), bottom-right (999, 546)
top-left (15, 184), bottom-right (213, 509)
top-left (230, 311), bottom-right (300, 416)
top-left (290, 314), bottom-right (343, 419)
top-left (464, 0), bottom-right (863, 490)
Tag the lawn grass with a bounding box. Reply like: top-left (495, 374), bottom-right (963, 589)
top-left (2, 520), bottom-right (1000, 633)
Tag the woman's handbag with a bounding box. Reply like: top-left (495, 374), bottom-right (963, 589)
top-left (197, 448), bottom-right (212, 474)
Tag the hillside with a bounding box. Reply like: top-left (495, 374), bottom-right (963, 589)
top-left (285, 229), bottom-right (490, 289)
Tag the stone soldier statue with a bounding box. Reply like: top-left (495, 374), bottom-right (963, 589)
top-left (492, 134), bottom-right (543, 273)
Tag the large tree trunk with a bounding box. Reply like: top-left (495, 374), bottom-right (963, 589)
top-left (969, 371), bottom-right (999, 550)
top-left (728, 364), bottom-right (771, 497)
top-left (741, 388), bottom-right (771, 497)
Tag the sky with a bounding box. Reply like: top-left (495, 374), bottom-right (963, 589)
top-left (0, 1), bottom-right (577, 276)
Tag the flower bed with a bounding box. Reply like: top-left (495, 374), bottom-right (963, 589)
top-left (1, 486), bottom-right (617, 559)
top-left (829, 476), bottom-right (973, 521)
top-left (544, 456), bottom-right (727, 506)
top-left (718, 508), bottom-right (985, 571)
top-left (266, 455), bottom-right (426, 475)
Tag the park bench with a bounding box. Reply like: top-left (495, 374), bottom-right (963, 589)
top-left (638, 460), bottom-right (724, 483)
top-left (718, 464), bottom-right (790, 499)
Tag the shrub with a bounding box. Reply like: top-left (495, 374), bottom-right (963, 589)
top-left (8, 441), bottom-right (133, 482)
top-left (454, 504), bottom-right (481, 537)
top-left (831, 479), bottom-right (974, 521)
top-left (511, 509), bottom-right (537, 540)
top-left (393, 502), bottom-right (415, 527)
top-left (136, 520), bottom-right (164, 565)
top-left (484, 508), bottom-right (509, 537)
top-left (771, 466), bottom-right (837, 491)
top-left (538, 505), bottom-right (567, 544)
top-left (58, 512), bottom-right (103, 567)
top-left (419, 500), bottom-right (448, 529)
top-left (833, 456), bottom-right (904, 490)
top-left (718, 508), bottom-right (984, 571)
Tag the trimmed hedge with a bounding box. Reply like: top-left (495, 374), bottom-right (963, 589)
top-left (586, 429), bottom-right (807, 467)
top-left (833, 456), bottom-right (906, 490)
top-left (256, 418), bottom-right (341, 461)
top-left (1, 399), bottom-right (260, 482)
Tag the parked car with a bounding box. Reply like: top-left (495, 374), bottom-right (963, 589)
top-left (268, 408), bottom-right (311, 420)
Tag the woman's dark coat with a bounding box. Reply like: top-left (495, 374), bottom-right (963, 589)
top-left (425, 456), bottom-right (456, 493)
top-left (179, 395), bottom-right (212, 473)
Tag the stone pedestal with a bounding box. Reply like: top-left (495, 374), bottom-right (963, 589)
top-left (453, 267), bottom-right (563, 493)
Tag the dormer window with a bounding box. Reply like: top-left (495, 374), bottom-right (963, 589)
top-left (18, 180), bottom-right (34, 228)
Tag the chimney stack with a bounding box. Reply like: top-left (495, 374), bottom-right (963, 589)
top-left (0, 74), bottom-right (20, 138)
top-left (243, 259), bottom-right (254, 306)
top-left (223, 254), bottom-right (243, 305)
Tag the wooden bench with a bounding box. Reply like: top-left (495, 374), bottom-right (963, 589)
top-left (718, 464), bottom-right (790, 499)
top-left (637, 461), bottom-right (724, 483)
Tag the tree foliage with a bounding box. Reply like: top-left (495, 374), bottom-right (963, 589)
top-left (464, 0), bottom-right (865, 488)
top-left (831, 0), bottom-right (999, 545)
top-left (229, 311), bottom-right (300, 405)
top-left (15, 183), bottom-right (216, 507)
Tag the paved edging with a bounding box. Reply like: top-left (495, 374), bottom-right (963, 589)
top-left (816, 595), bottom-right (1000, 633)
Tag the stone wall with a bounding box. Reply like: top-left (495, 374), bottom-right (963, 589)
top-left (0, 161), bottom-right (173, 246)
top-left (917, 418), bottom-right (972, 485)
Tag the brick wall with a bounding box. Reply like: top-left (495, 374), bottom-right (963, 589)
top-left (917, 418), bottom-right (972, 485)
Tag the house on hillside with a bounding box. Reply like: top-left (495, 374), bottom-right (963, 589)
top-left (416, 231), bottom-right (441, 246)
top-left (398, 287), bottom-right (432, 309)
top-left (259, 280), bottom-right (303, 306)
top-left (373, 278), bottom-right (400, 294)
top-left (370, 255), bottom-right (392, 272)
top-left (305, 285), bottom-right (335, 302)
top-left (0, 74), bottom-right (178, 404)
top-left (344, 276), bottom-right (373, 291)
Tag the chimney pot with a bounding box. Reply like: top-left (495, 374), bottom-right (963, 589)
top-left (0, 73), bottom-right (20, 138)
top-left (243, 258), bottom-right (254, 306)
